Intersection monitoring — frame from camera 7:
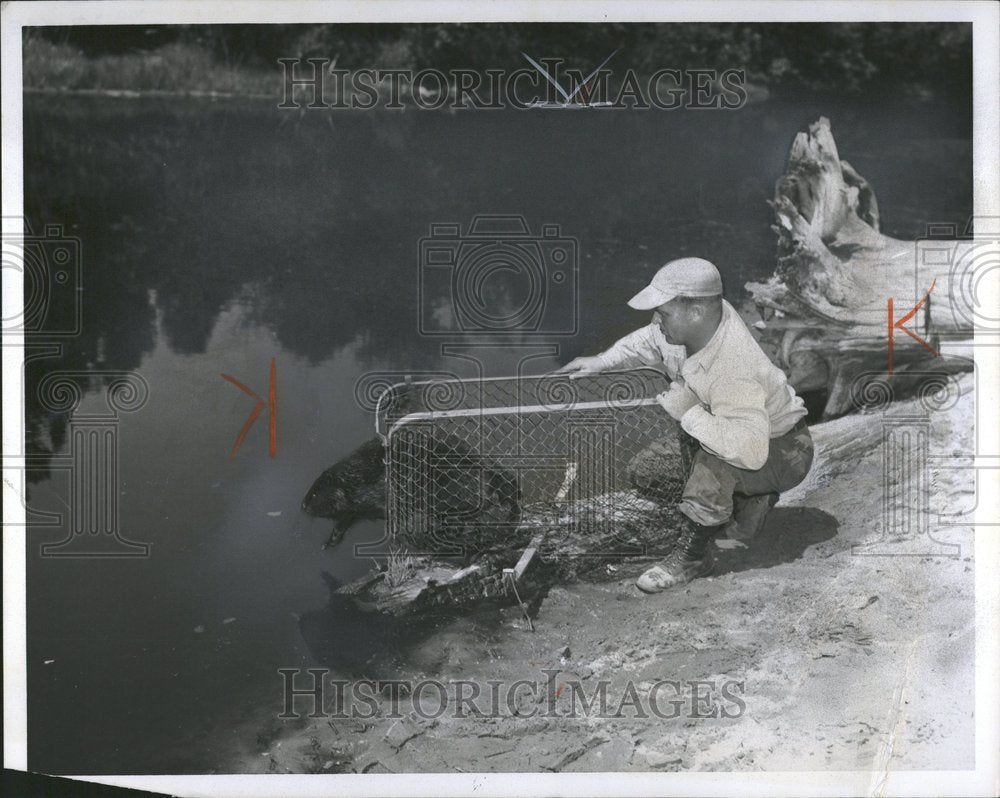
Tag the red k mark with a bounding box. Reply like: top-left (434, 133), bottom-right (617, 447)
top-left (222, 358), bottom-right (277, 459)
top-left (888, 280), bottom-right (938, 375)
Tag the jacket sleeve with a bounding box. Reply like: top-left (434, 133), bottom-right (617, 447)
top-left (596, 324), bottom-right (662, 370)
top-left (656, 379), bottom-right (701, 421)
top-left (679, 378), bottom-right (771, 470)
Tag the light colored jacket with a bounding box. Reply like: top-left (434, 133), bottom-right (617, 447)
top-left (597, 300), bottom-right (807, 470)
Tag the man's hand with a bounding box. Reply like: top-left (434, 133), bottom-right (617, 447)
top-left (654, 390), bottom-right (678, 417)
top-left (655, 384), bottom-right (706, 421)
top-left (553, 355), bottom-right (604, 378)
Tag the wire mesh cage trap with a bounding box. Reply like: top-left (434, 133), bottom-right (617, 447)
top-left (374, 368), bottom-right (696, 562)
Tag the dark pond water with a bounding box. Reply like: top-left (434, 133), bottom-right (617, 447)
top-left (23, 93), bottom-right (971, 773)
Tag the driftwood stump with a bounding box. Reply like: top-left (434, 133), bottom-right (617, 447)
top-left (746, 117), bottom-right (975, 418)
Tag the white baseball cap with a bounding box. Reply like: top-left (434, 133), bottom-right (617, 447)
top-left (627, 257), bottom-right (724, 310)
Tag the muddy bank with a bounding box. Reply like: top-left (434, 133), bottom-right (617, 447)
top-left (223, 373), bottom-right (974, 774)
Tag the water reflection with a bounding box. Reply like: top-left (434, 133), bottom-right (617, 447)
top-left (296, 570), bottom-right (536, 684)
top-left (296, 572), bottom-right (406, 677)
top-left (24, 96), bottom-right (973, 478)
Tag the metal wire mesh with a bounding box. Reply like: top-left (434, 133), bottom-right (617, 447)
top-left (375, 368), bottom-right (696, 560)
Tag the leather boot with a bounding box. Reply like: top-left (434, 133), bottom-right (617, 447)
top-left (636, 516), bottom-right (720, 593)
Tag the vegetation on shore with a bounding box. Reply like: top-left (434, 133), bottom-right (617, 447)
top-left (23, 35), bottom-right (275, 96)
top-left (23, 23), bottom-right (971, 101)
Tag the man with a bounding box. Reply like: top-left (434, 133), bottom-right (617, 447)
top-left (557, 257), bottom-right (813, 593)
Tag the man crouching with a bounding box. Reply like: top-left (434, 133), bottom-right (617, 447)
top-left (557, 257), bottom-right (814, 593)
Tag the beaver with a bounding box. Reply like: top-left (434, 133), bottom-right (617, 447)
top-left (302, 435), bottom-right (522, 557)
top-left (302, 437), bottom-right (385, 527)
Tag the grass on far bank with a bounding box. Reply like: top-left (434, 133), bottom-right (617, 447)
top-left (23, 34), bottom-right (277, 96)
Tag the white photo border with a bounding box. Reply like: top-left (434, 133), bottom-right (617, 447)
top-left (2, 2), bottom-right (997, 796)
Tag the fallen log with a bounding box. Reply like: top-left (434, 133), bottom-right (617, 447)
top-left (745, 117), bottom-right (975, 419)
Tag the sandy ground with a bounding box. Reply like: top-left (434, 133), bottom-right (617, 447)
top-left (224, 373), bottom-right (975, 775)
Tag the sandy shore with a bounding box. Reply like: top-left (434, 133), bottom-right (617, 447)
top-left (224, 372), bottom-right (975, 775)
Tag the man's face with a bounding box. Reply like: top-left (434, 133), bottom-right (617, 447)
top-left (653, 298), bottom-right (696, 346)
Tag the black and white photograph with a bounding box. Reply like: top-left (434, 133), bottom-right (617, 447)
top-left (2, 2), bottom-right (998, 796)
